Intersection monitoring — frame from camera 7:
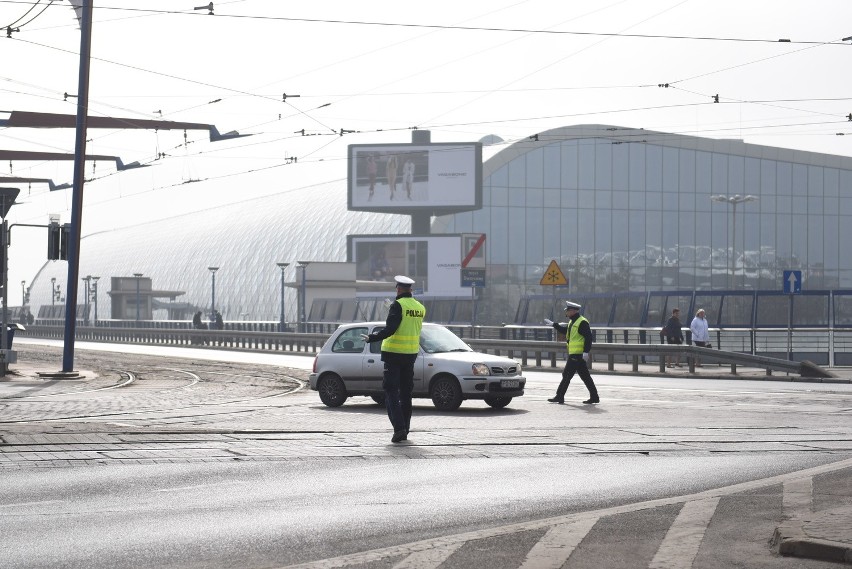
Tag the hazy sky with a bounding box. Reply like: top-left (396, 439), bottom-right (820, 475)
top-left (2, 0), bottom-right (851, 298)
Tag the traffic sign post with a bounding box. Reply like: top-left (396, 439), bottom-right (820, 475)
top-left (783, 270), bottom-right (802, 294)
top-left (783, 270), bottom-right (802, 361)
top-left (461, 234), bottom-right (486, 327)
top-left (460, 234), bottom-right (486, 288)
top-left (540, 260), bottom-right (569, 324)
top-left (540, 260), bottom-right (568, 287)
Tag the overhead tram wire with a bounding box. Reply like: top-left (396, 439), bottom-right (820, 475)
top-left (1, 0), bottom-right (54, 30)
top-left (12, 5), bottom-right (848, 132)
top-left (415, 0), bottom-right (690, 130)
top-left (15, 37), bottom-right (338, 136)
top-left (667, 85), bottom-right (846, 122)
top-left (11, 9), bottom-right (842, 148)
top-left (26, 104), bottom-right (846, 198)
top-left (51, 5), bottom-right (849, 47)
top-left (26, 112), bottom-right (847, 206)
top-left (666, 36), bottom-right (848, 86)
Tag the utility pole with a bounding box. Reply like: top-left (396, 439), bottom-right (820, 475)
top-left (61, 0), bottom-right (94, 374)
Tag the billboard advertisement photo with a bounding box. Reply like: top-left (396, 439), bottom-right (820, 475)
top-left (348, 143), bottom-right (482, 214)
top-left (348, 234), bottom-right (469, 296)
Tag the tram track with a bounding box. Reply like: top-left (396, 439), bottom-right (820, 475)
top-left (0, 347), bottom-right (309, 425)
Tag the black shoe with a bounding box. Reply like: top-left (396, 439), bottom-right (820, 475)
top-left (391, 430), bottom-right (407, 443)
top-left (547, 397), bottom-right (564, 404)
top-left (583, 398), bottom-right (600, 404)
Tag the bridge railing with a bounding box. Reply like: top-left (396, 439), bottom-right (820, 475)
top-left (18, 324), bottom-right (842, 377)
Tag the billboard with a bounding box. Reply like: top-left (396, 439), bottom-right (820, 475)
top-left (348, 234), bottom-right (468, 296)
top-left (348, 143), bottom-right (482, 214)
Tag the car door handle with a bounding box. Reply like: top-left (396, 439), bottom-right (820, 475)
top-left (367, 359), bottom-right (375, 363)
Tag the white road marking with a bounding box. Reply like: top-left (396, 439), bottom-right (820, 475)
top-left (649, 497), bottom-right (720, 569)
top-left (279, 458), bottom-right (852, 569)
top-left (782, 476), bottom-right (813, 518)
top-left (392, 543), bottom-right (464, 569)
top-left (518, 518), bottom-right (598, 569)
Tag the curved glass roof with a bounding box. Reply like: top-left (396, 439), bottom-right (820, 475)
top-left (29, 180), bottom-right (409, 321)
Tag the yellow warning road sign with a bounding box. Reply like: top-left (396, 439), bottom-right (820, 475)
top-left (540, 260), bottom-right (568, 286)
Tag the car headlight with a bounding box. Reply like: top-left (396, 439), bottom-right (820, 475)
top-left (472, 363), bottom-right (490, 376)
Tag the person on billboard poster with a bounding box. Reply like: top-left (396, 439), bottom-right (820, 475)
top-left (370, 249), bottom-right (392, 280)
top-left (403, 156), bottom-right (415, 199)
top-left (366, 154), bottom-right (378, 200)
top-left (385, 154), bottom-right (398, 200)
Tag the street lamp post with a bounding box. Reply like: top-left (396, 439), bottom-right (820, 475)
top-left (91, 276), bottom-right (99, 325)
top-left (208, 267), bottom-right (219, 323)
top-left (20, 280), bottom-right (26, 306)
top-left (297, 261), bottom-right (310, 333)
top-left (711, 194), bottom-right (758, 289)
top-left (133, 273), bottom-right (143, 321)
top-left (276, 262), bottom-right (289, 332)
top-left (51, 277), bottom-right (58, 306)
top-left (81, 275), bottom-right (91, 326)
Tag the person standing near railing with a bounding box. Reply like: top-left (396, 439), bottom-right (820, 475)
top-left (663, 308), bottom-right (684, 368)
top-left (690, 309), bottom-right (711, 367)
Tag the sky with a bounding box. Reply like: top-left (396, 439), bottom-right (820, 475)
top-left (1, 0), bottom-right (851, 304)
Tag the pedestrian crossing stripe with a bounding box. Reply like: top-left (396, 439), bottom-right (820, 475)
top-left (279, 457), bottom-right (852, 569)
top-left (540, 260), bottom-right (568, 286)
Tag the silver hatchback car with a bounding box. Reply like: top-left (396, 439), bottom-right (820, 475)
top-left (309, 322), bottom-right (525, 410)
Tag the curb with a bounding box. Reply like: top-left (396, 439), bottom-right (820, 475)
top-left (772, 509), bottom-right (852, 564)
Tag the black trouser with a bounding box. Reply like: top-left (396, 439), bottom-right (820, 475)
top-left (555, 354), bottom-right (599, 400)
top-left (382, 353), bottom-right (416, 432)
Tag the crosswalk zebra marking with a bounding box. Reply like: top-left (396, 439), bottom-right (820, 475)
top-left (279, 458), bottom-right (852, 569)
top-left (391, 542), bottom-right (464, 569)
top-left (517, 518), bottom-right (599, 569)
top-left (649, 497), bottom-right (720, 569)
top-left (782, 476), bottom-right (813, 518)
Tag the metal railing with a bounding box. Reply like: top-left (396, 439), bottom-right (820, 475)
top-left (25, 324), bottom-right (328, 355)
top-left (18, 323), bottom-right (842, 378)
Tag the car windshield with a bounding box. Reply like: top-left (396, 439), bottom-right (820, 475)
top-left (420, 325), bottom-right (472, 354)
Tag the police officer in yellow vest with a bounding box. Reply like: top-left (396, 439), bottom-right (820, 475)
top-left (361, 275), bottom-right (426, 443)
top-left (545, 301), bottom-right (600, 405)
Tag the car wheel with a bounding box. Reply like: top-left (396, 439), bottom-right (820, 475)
top-left (371, 394), bottom-right (386, 406)
top-left (484, 396), bottom-right (512, 409)
top-left (431, 376), bottom-right (462, 411)
top-left (318, 374), bottom-right (348, 407)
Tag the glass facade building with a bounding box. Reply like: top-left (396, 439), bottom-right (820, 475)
top-left (433, 125), bottom-right (852, 324)
top-left (26, 124), bottom-right (852, 327)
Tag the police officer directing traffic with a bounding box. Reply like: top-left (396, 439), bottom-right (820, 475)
top-left (361, 275), bottom-right (426, 443)
top-left (544, 301), bottom-right (600, 405)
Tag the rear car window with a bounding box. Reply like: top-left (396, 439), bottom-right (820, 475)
top-left (332, 327), bottom-right (368, 353)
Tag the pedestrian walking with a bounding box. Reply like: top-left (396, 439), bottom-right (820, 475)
top-left (690, 308), bottom-right (711, 367)
top-left (545, 301), bottom-right (600, 405)
top-left (663, 308), bottom-right (684, 367)
top-left (361, 275), bottom-right (426, 442)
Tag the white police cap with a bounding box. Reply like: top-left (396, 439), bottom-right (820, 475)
top-left (394, 275), bottom-right (415, 287)
top-left (564, 301), bottom-right (581, 310)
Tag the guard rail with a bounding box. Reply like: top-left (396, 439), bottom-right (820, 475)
top-left (19, 324), bottom-right (837, 379)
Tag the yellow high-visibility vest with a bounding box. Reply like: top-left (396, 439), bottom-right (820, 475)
top-left (566, 315), bottom-right (589, 354)
top-left (381, 297), bottom-right (425, 354)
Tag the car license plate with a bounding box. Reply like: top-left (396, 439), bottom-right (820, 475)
top-left (501, 379), bottom-right (520, 388)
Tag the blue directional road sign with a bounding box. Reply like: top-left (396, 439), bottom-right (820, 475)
top-left (783, 270), bottom-right (802, 294)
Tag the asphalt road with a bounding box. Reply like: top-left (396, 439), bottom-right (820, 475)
top-left (2, 341), bottom-right (851, 569)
